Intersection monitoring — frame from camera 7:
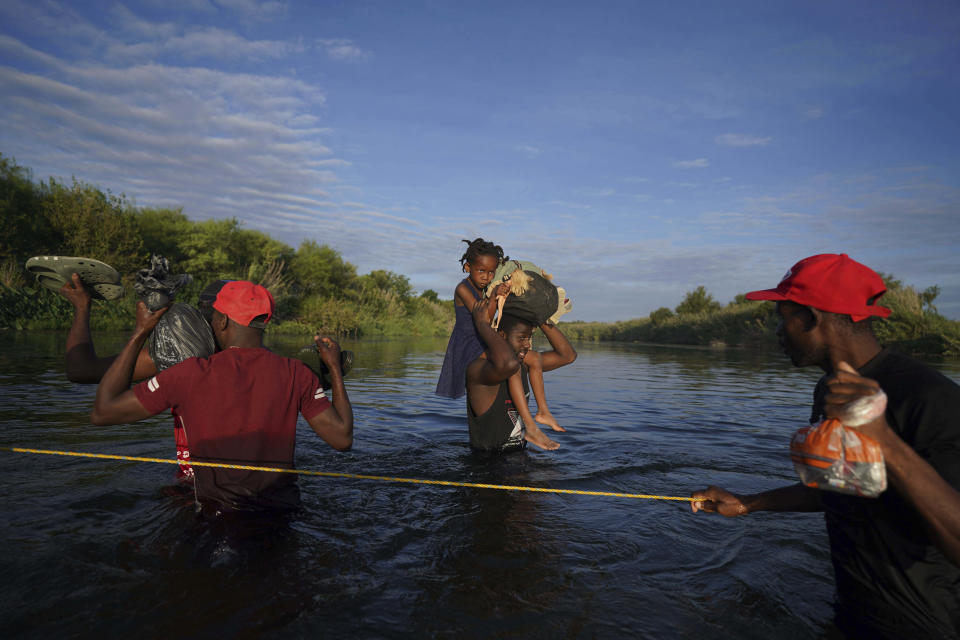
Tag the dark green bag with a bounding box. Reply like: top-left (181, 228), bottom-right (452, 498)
top-left (486, 260), bottom-right (560, 326)
top-left (501, 270), bottom-right (559, 326)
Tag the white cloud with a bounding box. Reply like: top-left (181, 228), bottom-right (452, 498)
top-left (213, 0), bottom-right (285, 18)
top-left (318, 38), bottom-right (371, 61)
top-left (548, 200), bottom-right (593, 210)
top-left (106, 27), bottom-right (302, 61)
top-left (0, 35), bottom-right (350, 251)
top-left (886, 165), bottom-right (929, 174)
top-left (109, 4), bottom-right (178, 39)
top-left (575, 188), bottom-right (615, 197)
top-left (673, 158), bottom-right (710, 169)
top-left (803, 107), bottom-right (823, 119)
top-left (715, 133), bottom-right (772, 147)
top-left (0, 0), bottom-right (109, 55)
top-left (2, 2), bottom-right (299, 64)
top-left (517, 145), bottom-right (542, 157)
top-left (142, 0), bottom-right (216, 11)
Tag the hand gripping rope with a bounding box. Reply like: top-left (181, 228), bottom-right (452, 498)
top-left (0, 446), bottom-right (698, 502)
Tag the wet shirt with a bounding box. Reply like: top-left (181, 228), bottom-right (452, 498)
top-left (467, 364), bottom-right (527, 454)
top-left (810, 348), bottom-right (960, 639)
top-left (146, 303), bottom-right (217, 482)
top-left (134, 348), bottom-right (332, 512)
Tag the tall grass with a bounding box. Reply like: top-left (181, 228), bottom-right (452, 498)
top-left (561, 301), bottom-right (777, 348)
top-left (270, 291), bottom-right (453, 337)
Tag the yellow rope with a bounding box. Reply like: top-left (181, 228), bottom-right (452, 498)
top-left (0, 446), bottom-right (697, 502)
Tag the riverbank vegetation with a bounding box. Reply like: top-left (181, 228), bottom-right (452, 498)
top-left (3, 154), bottom-right (958, 356)
top-left (0, 155), bottom-right (451, 336)
top-left (559, 279), bottom-right (960, 357)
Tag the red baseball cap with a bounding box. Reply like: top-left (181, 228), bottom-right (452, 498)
top-left (745, 254), bottom-right (891, 322)
top-left (212, 280), bottom-right (275, 328)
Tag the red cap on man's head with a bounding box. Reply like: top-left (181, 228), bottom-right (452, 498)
top-left (212, 281), bottom-right (275, 328)
top-left (745, 254), bottom-right (891, 322)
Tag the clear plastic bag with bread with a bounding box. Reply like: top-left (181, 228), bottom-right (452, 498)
top-left (789, 387), bottom-right (888, 497)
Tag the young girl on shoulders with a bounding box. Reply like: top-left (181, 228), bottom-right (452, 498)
top-left (437, 239), bottom-right (567, 451)
top-left (436, 238), bottom-right (506, 400)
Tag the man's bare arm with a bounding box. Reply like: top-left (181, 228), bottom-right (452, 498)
top-left (306, 336), bottom-right (353, 451)
top-left (691, 483), bottom-right (823, 516)
top-left (62, 274), bottom-right (157, 383)
top-left (90, 302), bottom-right (167, 425)
top-left (826, 362), bottom-right (960, 566)
top-left (468, 298), bottom-right (519, 387)
top-left (537, 322), bottom-right (577, 372)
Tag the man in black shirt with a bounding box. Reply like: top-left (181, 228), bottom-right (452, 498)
top-left (465, 298), bottom-right (576, 454)
top-left (690, 253), bottom-right (960, 639)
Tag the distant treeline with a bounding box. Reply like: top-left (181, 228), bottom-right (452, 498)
top-left (0, 154), bottom-right (451, 336)
top-left (559, 283), bottom-right (960, 357)
top-left (3, 154), bottom-right (958, 356)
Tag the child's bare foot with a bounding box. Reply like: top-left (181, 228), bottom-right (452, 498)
top-left (535, 411), bottom-right (566, 432)
top-left (524, 423), bottom-right (560, 450)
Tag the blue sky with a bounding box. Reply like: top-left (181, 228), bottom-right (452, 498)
top-left (2, 0), bottom-right (958, 320)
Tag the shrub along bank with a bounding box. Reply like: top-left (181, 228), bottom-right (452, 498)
top-left (560, 280), bottom-right (960, 358)
top-left (0, 154), bottom-right (451, 337)
top-left (3, 154), bottom-right (957, 355)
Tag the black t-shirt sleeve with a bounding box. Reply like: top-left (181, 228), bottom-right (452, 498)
top-left (901, 381), bottom-right (960, 490)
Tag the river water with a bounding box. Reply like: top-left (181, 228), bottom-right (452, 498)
top-left (1, 331), bottom-right (958, 639)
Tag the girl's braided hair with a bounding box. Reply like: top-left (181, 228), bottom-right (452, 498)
top-left (459, 238), bottom-right (508, 268)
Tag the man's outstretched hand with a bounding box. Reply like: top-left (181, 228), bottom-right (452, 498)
top-left (690, 486), bottom-right (750, 517)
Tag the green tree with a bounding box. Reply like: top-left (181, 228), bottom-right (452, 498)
top-left (136, 207), bottom-right (193, 264)
top-left (233, 228), bottom-right (294, 268)
top-left (420, 289), bottom-right (440, 303)
top-left (675, 286), bottom-right (721, 315)
top-left (0, 155), bottom-right (45, 263)
top-left (175, 218), bottom-right (241, 280)
top-left (289, 240), bottom-right (357, 297)
top-left (358, 269), bottom-right (413, 299)
top-left (649, 306), bottom-right (674, 325)
top-left (920, 285), bottom-right (940, 313)
top-left (40, 177), bottom-right (144, 275)
top-left (878, 272), bottom-right (903, 291)
top-left (163, 218), bottom-right (289, 283)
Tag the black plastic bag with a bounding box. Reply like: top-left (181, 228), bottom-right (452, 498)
top-left (149, 303), bottom-right (217, 371)
top-left (134, 255), bottom-right (193, 311)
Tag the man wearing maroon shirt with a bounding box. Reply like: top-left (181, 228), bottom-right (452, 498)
top-left (91, 281), bottom-right (354, 513)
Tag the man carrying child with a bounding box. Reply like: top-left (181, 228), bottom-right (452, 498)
top-left (465, 297), bottom-right (576, 454)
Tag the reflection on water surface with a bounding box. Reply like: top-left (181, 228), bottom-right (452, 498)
top-left (2, 332), bottom-right (958, 638)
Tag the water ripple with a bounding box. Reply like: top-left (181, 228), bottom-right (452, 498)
top-left (2, 335), bottom-right (958, 637)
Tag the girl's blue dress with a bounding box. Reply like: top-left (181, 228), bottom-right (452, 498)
top-left (436, 279), bottom-right (486, 399)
